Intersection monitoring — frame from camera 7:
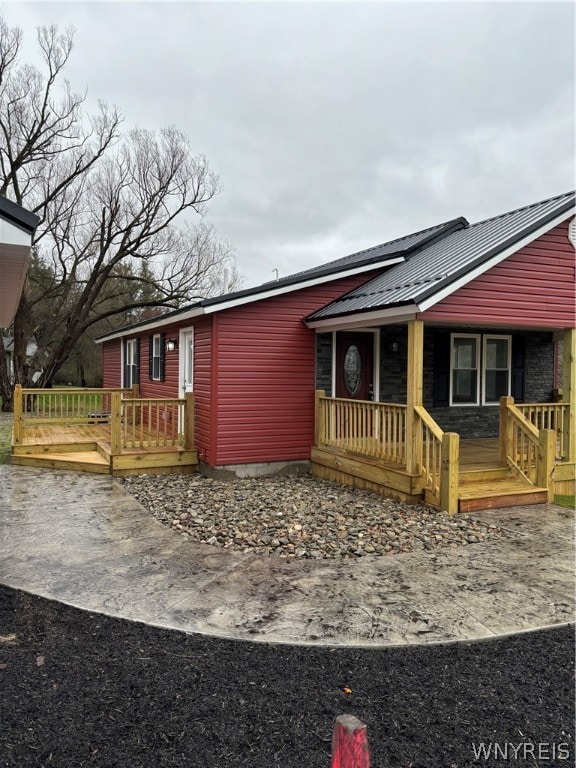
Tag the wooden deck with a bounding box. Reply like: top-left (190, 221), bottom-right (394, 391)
top-left (11, 421), bottom-right (198, 476)
top-left (310, 436), bottom-right (560, 513)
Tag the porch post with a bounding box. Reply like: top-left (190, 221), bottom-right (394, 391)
top-left (13, 384), bottom-right (23, 445)
top-left (184, 392), bottom-right (195, 451)
top-left (440, 432), bottom-right (460, 515)
top-left (314, 390), bottom-right (326, 448)
top-left (499, 396), bottom-right (514, 466)
top-left (537, 428), bottom-right (556, 502)
top-left (405, 319), bottom-right (424, 474)
top-left (562, 327), bottom-right (575, 462)
top-left (110, 391), bottom-right (122, 455)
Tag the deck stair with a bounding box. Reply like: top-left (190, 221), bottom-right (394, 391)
top-left (11, 443), bottom-right (110, 474)
top-left (455, 466), bottom-right (548, 513)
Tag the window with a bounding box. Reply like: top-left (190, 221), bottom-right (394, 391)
top-left (483, 335), bottom-right (511, 404)
top-left (152, 334), bottom-right (161, 381)
top-left (451, 335), bottom-right (480, 405)
top-left (124, 339), bottom-right (139, 387)
top-left (450, 333), bottom-right (511, 406)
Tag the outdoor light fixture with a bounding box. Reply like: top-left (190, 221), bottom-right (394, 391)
top-left (387, 340), bottom-right (399, 353)
top-left (166, 338), bottom-right (178, 352)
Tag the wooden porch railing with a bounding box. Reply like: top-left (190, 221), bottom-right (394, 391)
top-left (314, 392), bottom-right (459, 514)
top-left (13, 385), bottom-right (137, 443)
top-left (413, 405), bottom-right (459, 514)
top-left (113, 395), bottom-right (193, 451)
top-left (315, 391), bottom-right (406, 465)
top-left (500, 397), bottom-right (555, 500)
top-left (13, 385), bottom-right (195, 455)
top-left (516, 402), bottom-right (569, 461)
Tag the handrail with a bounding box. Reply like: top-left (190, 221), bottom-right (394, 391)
top-left (503, 404), bottom-right (539, 483)
top-left (500, 397), bottom-right (555, 497)
top-left (413, 406), bottom-right (442, 503)
top-left (413, 405), bottom-right (443, 441)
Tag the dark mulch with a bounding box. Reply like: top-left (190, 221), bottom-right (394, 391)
top-left (0, 586), bottom-right (573, 768)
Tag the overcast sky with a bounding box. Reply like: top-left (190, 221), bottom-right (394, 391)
top-left (2, 1), bottom-right (574, 290)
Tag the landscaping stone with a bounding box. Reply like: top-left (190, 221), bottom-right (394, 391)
top-left (118, 473), bottom-right (510, 559)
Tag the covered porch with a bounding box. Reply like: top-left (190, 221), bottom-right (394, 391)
top-left (311, 321), bottom-right (575, 513)
top-left (11, 385), bottom-right (198, 476)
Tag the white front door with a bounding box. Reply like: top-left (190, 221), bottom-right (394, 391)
top-left (179, 328), bottom-right (194, 397)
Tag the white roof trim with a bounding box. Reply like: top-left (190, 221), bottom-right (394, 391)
top-left (307, 304), bottom-right (418, 331)
top-left (95, 255), bottom-right (405, 343)
top-left (95, 307), bottom-right (206, 343)
top-left (307, 207), bottom-right (574, 330)
top-left (417, 208), bottom-right (575, 313)
top-left (201, 256), bottom-right (405, 315)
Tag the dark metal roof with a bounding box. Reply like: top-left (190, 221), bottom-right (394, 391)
top-left (308, 190), bottom-right (575, 321)
top-left (262, 217), bottom-right (467, 285)
top-left (0, 196), bottom-right (40, 233)
top-left (96, 217), bottom-right (466, 340)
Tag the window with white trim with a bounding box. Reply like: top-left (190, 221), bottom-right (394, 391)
top-left (125, 339), bottom-right (138, 387)
top-left (152, 334), bottom-right (162, 381)
top-left (483, 335), bottom-right (511, 404)
top-left (450, 333), bottom-right (512, 406)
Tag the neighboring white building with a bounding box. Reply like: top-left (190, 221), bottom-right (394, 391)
top-left (2, 336), bottom-right (39, 383)
top-left (0, 196), bottom-right (40, 327)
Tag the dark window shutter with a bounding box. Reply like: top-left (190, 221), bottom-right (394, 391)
top-left (433, 331), bottom-right (451, 407)
top-left (511, 334), bottom-right (526, 402)
top-left (123, 340), bottom-right (129, 387)
top-left (160, 333), bottom-right (166, 382)
top-left (148, 336), bottom-right (153, 380)
top-left (135, 338), bottom-right (141, 384)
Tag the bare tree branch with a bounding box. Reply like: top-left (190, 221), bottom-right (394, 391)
top-left (0, 18), bottom-right (241, 407)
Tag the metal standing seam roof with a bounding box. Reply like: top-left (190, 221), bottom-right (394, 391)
top-left (308, 190), bottom-right (576, 320)
top-left (94, 217), bottom-right (466, 340)
top-left (265, 217), bottom-right (467, 285)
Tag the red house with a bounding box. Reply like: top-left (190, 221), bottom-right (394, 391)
top-left (92, 190), bottom-right (576, 511)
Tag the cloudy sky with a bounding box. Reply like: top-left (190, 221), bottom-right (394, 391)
top-left (2, 1), bottom-right (574, 290)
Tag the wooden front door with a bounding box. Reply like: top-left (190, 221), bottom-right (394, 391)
top-left (335, 333), bottom-right (374, 400)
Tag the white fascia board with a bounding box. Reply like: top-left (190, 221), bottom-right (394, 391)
top-left (94, 307), bottom-right (206, 344)
top-left (0, 217), bottom-right (33, 247)
top-left (308, 304), bottom-right (418, 331)
top-left (417, 209), bottom-right (575, 313)
top-left (202, 257), bottom-right (405, 314)
top-left (95, 255), bottom-right (405, 343)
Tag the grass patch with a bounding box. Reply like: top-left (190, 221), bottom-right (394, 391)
top-left (0, 413), bottom-right (13, 465)
top-left (554, 494), bottom-right (575, 510)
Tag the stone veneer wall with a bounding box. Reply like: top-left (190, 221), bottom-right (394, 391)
top-left (315, 327), bottom-right (556, 439)
top-left (315, 333), bottom-right (333, 393)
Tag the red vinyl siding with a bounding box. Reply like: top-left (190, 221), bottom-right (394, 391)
top-left (192, 318), bottom-right (214, 465)
top-left (102, 339), bottom-right (122, 387)
top-left (212, 272), bottom-right (379, 465)
top-left (420, 222), bottom-right (575, 327)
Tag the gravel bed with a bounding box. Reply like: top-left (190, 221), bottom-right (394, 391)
top-left (118, 473), bottom-right (510, 559)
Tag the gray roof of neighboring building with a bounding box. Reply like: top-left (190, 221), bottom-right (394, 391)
top-left (308, 190), bottom-right (575, 321)
top-left (0, 196), bottom-right (40, 233)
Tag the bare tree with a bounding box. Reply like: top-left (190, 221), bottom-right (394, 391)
top-left (0, 19), bottom-right (238, 409)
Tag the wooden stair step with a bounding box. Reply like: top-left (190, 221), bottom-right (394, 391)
top-left (458, 477), bottom-right (548, 513)
top-left (11, 450), bottom-right (110, 474)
